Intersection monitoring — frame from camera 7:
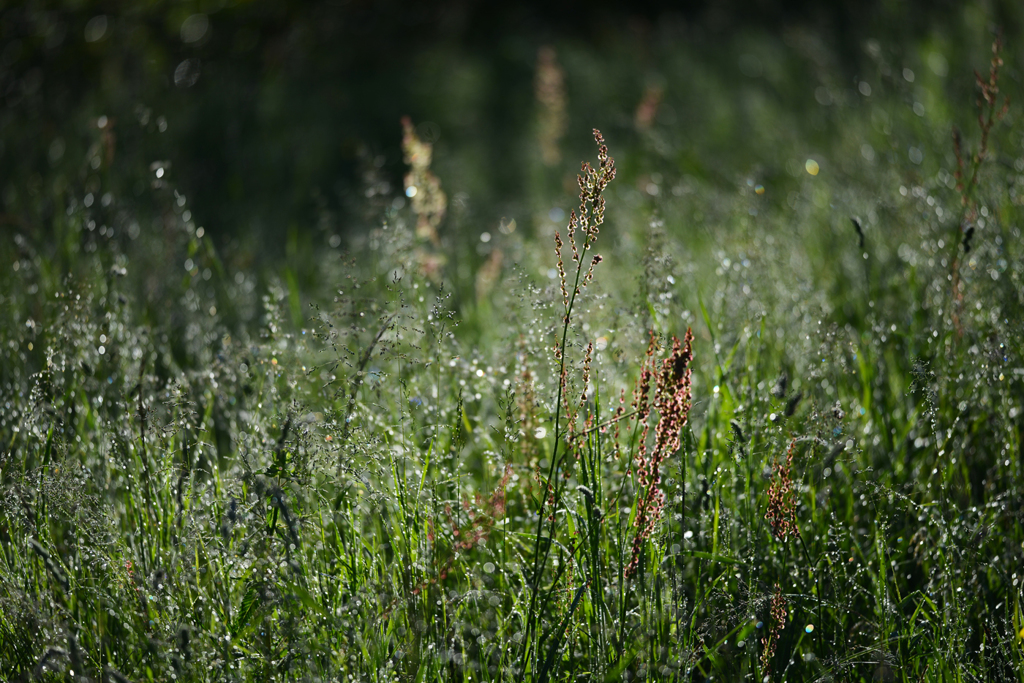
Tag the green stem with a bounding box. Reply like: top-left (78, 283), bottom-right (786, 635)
top-left (522, 244), bottom-right (588, 665)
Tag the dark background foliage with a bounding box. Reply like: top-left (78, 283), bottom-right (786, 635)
top-left (4, 0), bottom-right (1019, 254)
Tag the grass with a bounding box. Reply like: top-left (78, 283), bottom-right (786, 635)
top-left (2, 20), bottom-right (1024, 683)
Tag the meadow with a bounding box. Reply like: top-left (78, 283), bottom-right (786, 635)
top-left (2, 10), bottom-right (1024, 682)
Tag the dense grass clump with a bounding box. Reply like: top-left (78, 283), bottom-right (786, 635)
top-left (3, 27), bottom-right (1024, 683)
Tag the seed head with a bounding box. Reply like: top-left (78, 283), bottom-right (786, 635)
top-left (765, 439), bottom-right (799, 542)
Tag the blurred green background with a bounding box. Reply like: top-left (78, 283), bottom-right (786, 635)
top-left (3, 0), bottom-right (1020, 246)
top-left (2, 0), bottom-right (1023, 336)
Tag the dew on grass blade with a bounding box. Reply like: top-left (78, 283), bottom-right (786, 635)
top-left (805, 624), bottom-right (814, 633)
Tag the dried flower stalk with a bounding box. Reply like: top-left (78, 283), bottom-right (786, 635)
top-left (626, 329), bottom-right (694, 578)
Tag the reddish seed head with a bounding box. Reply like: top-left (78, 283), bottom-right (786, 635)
top-left (765, 439), bottom-right (800, 541)
top-left (626, 329), bottom-right (693, 578)
top-left (760, 583), bottom-right (788, 675)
